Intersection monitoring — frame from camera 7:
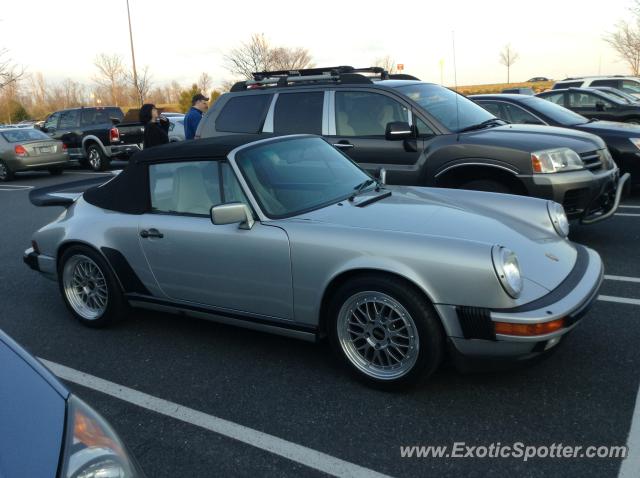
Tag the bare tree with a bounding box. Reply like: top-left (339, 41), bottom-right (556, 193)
top-left (605, 2), bottom-right (640, 76)
top-left (374, 55), bottom-right (397, 74)
top-left (499, 44), bottom-right (520, 84)
top-left (125, 65), bottom-right (152, 105)
top-left (0, 48), bottom-right (24, 90)
top-left (224, 33), bottom-right (313, 79)
top-left (93, 53), bottom-right (127, 105)
top-left (197, 72), bottom-right (212, 94)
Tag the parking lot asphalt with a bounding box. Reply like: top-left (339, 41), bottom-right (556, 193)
top-left (1, 169), bottom-right (639, 478)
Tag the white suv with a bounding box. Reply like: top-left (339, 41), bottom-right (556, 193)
top-left (552, 76), bottom-right (640, 97)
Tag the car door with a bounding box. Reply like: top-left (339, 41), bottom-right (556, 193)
top-left (568, 91), bottom-right (616, 120)
top-left (328, 90), bottom-right (423, 178)
top-left (57, 109), bottom-right (82, 153)
top-left (137, 159), bottom-right (294, 320)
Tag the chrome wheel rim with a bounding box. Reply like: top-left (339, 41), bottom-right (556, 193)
top-left (88, 148), bottom-right (101, 170)
top-left (62, 255), bottom-right (108, 320)
top-left (337, 291), bottom-right (419, 380)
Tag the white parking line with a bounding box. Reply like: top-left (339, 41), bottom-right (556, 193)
top-left (619, 205), bottom-right (640, 209)
top-left (66, 171), bottom-right (113, 175)
top-left (619, 384), bottom-right (640, 477)
top-left (615, 213), bottom-right (640, 217)
top-left (39, 358), bottom-right (393, 478)
top-left (598, 295), bottom-right (640, 306)
top-left (0, 185), bottom-right (33, 191)
top-left (605, 275), bottom-right (640, 284)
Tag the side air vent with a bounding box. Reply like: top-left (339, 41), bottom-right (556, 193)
top-left (456, 306), bottom-right (496, 340)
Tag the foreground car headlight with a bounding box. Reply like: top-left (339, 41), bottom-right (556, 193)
top-left (547, 201), bottom-right (570, 237)
top-left (492, 246), bottom-right (523, 298)
top-left (60, 395), bottom-right (145, 478)
top-left (531, 148), bottom-right (584, 173)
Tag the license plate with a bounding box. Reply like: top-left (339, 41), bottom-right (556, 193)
top-left (39, 146), bottom-right (53, 154)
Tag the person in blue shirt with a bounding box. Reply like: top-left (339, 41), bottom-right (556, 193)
top-left (184, 93), bottom-right (209, 140)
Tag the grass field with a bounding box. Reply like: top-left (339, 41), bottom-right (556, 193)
top-left (453, 81), bottom-right (553, 95)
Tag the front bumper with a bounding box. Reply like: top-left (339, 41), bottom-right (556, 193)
top-left (109, 144), bottom-right (141, 159)
top-left (449, 245), bottom-right (603, 360)
top-left (522, 166), bottom-right (628, 224)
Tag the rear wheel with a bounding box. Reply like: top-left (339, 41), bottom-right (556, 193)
top-left (86, 144), bottom-right (110, 171)
top-left (58, 246), bottom-right (128, 327)
top-left (0, 160), bottom-right (14, 181)
top-left (327, 275), bottom-right (444, 388)
top-left (460, 178), bottom-right (514, 194)
top-left (48, 168), bottom-right (63, 176)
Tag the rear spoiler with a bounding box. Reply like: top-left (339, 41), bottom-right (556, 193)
top-left (29, 171), bottom-right (121, 207)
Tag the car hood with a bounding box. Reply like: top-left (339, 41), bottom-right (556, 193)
top-left (573, 120), bottom-right (640, 137)
top-left (461, 123), bottom-right (605, 153)
top-left (0, 331), bottom-right (67, 478)
top-left (291, 186), bottom-right (577, 292)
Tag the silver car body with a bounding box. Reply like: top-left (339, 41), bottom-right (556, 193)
top-left (167, 115), bottom-right (185, 142)
top-left (24, 135), bottom-right (603, 360)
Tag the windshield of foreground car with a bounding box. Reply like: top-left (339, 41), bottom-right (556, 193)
top-left (234, 137), bottom-right (372, 219)
top-left (522, 96), bottom-right (589, 126)
top-left (395, 83), bottom-right (497, 132)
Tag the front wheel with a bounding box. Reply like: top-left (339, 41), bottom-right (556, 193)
top-left (58, 246), bottom-right (128, 327)
top-left (327, 275), bottom-right (444, 388)
top-left (86, 144), bottom-right (110, 171)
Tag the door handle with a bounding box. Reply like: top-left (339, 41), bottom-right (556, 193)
top-left (140, 228), bottom-right (164, 239)
top-left (333, 142), bottom-right (354, 149)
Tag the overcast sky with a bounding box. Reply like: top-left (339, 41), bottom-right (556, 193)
top-left (0, 0), bottom-right (635, 89)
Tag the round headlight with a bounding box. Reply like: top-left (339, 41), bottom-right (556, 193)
top-left (492, 246), bottom-right (523, 299)
top-left (547, 201), bottom-right (569, 237)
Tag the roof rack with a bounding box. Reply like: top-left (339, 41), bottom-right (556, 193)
top-left (230, 66), bottom-right (420, 92)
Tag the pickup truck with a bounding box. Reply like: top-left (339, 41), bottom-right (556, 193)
top-left (41, 106), bottom-right (144, 171)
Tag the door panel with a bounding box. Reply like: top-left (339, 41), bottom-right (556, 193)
top-left (138, 216), bottom-right (293, 319)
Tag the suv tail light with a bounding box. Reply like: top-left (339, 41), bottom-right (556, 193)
top-left (14, 145), bottom-right (27, 157)
top-left (109, 127), bottom-right (120, 143)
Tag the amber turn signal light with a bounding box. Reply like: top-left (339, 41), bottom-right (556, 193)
top-left (494, 318), bottom-right (565, 336)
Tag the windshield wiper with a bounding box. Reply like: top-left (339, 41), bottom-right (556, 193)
top-left (349, 179), bottom-right (379, 201)
top-left (457, 118), bottom-right (504, 133)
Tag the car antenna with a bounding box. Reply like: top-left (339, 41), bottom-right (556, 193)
top-left (452, 30), bottom-right (460, 140)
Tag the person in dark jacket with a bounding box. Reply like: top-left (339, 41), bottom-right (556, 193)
top-left (140, 103), bottom-right (169, 149)
top-left (183, 93), bottom-right (209, 140)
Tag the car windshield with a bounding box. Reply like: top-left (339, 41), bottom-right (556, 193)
top-left (234, 137), bottom-right (371, 218)
top-left (1, 129), bottom-right (50, 143)
top-left (395, 83), bottom-right (496, 132)
top-left (522, 97), bottom-right (588, 126)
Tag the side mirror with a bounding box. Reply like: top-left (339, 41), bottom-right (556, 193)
top-left (39, 126), bottom-right (48, 133)
top-left (595, 101), bottom-right (605, 112)
top-left (210, 202), bottom-right (254, 230)
top-left (377, 168), bottom-right (387, 185)
top-left (385, 121), bottom-right (413, 140)
top-left (111, 117), bottom-right (121, 125)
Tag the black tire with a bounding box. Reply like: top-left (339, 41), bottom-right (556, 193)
top-left (58, 245), bottom-right (128, 328)
top-left (85, 143), bottom-right (110, 171)
top-left (460, 179), bottom-right (514, 194)
top-left (326, 274), bottom-right (444, 389)
top-left (48, 168), bottom-right (64, 176)
top-left (0, 159), bottom-right (14, 182)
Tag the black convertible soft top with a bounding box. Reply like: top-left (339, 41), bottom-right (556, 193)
top-left (83, 134), bottom-right (265, 214)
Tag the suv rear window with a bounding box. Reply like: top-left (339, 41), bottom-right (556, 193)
top-left (553, 82), bottom-right (582, 89)
top-left (216, 95), bottom-right (272, 133)
top-left (274, 92), bottom-right (323, 134)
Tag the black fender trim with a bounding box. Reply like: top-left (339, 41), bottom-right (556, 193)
top-left (100, 247), bottom-right (151, 295)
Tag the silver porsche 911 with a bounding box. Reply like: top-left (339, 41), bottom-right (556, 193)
top-left (23, 134), bottom-right (603, 388)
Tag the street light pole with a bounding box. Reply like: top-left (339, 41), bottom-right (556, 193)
top-left (126, 0), bottom-right (140, 104)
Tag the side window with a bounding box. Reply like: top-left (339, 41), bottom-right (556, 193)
top-left (413, 115), bottom-right (435, 137)
top-left (591, 79), bottom-right (617, 88)
top-left (274, 92), bottom-right (324, 134)
top-left (335, 91), bottom-right (409, 136)
top-left (569, 93), bottom-right (611, 108)
top-left (477, 101), bottom-right (504, 119)
top-left (553, 82), bottom-right (581, 89)
top-left (80, 109), bottom-right (95, 126)
top-left (221, 162), bottom-right (250, 206)
top-left (215, 95), bottom-right (273, 133)
top-left (59, 110), bottom-right (79, 129)
top-left (149, 161), bottom-right (221, 215)
top-left (542, 93), bottom-right (565, 105)
top-left (621, 80), bottom-right (640, 94)
top-left (44, 112), bottom-right (60, 130)
top-left (501, 103), bottom-right (543, 124)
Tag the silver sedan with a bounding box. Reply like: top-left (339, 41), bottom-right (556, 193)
top-left (23, 135), bottom-right (603, 388)
top-left (0, 128), bottom-right (69, 181)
